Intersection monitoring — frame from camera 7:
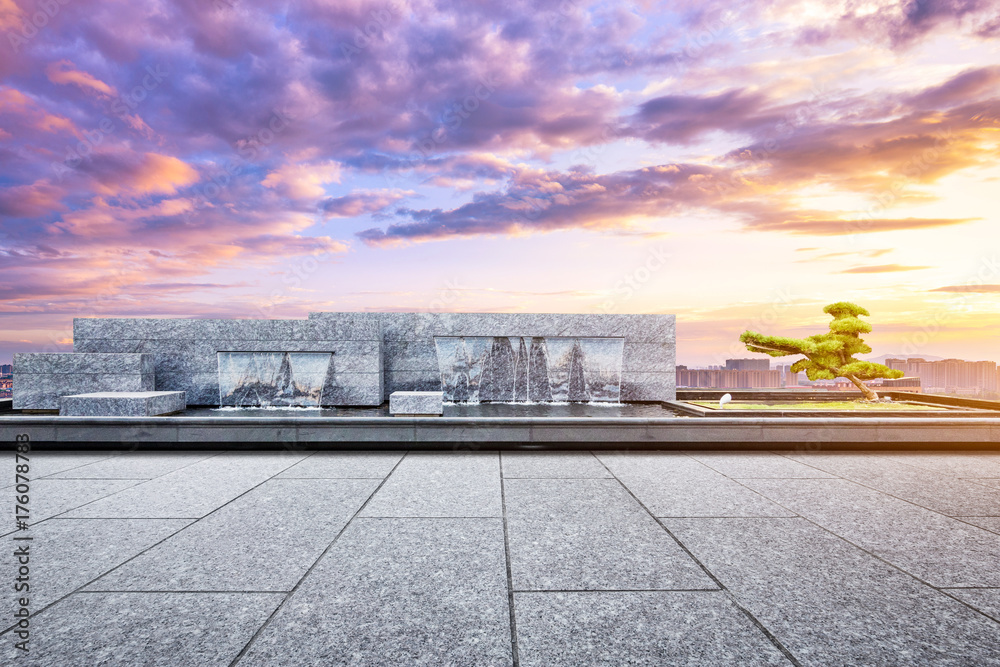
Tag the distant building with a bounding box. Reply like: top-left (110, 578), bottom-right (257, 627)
top-left (886, 358), bottom-right (996, 395)
top-left (877, 376), bottom-right (922, 393)
top-left (677, 368), bottom-right (782, 389)
top-left (725, 358), bottom-right (770, 371)
top-left (0, 363), bottom-right (11, 376)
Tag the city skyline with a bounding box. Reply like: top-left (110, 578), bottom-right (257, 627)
top-left (2, 1), bottom-right (999, 366)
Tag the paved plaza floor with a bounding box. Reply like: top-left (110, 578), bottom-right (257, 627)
top-left (4, 448), bottom-right (1000, 665)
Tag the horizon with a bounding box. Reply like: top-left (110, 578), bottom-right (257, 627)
top-left (2, 1), bottom-right (998, 368)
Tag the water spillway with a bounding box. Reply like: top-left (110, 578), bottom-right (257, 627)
top-left (434, 336), bottom-right (624, 403)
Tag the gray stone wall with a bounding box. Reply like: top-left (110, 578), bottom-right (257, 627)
top-left (73, 317), bottom-right (382, 406)
top-left (13, 353), bottom-right (155, 410)
top-left (68, 312), bottom-right (675, 406)
top-left (310, 312), bottom-right (676, 402)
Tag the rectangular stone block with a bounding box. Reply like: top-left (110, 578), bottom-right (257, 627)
top-left (373, 312), bottom-right (675, 342)
top-left (383, 340), bottom-right (438, 371)
top-left (385, 369), bottom-right (441, 395)
top-left (389, 391), bottom-right (443, 415)
top-left (323, 372), bottom-right (383, 406)
top-left (14, 352), bottom-right (154, 375)
top-left (621, 371), bottom-right (676, 402)
top-left (60, 391), bottom-right (186, 417)
top-left (154, 372), bottom-right (220, 405)
top-left (14, 372), bottom-right (155, 410)
top-left (305, 312), bottom-right (382, 340)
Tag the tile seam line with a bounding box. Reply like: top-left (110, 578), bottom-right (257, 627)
top-left (76, 590), bottom-right (290, 594)
top-left (31, 452), bottom-right (121, 479)
top-left (227, 450), bottom-right (410, 667)
top-left (0, 451), bottom-right (309, 633)
top-left (0, 514), bottom-right (197, 637)
top-left (592, 449), bottom-right (803, 667)
top-left (43, 449), bottom-right (226, 481)
top-left (724, 475), bottom-right (1000, 626)
top-left (499, 451), bottom-right (521, 667)
top-left (0, 477), bottom-right (154, 539)
top-left (513, 588), bottom-right (723, 593)
top-left (29, 448), bottom-right (232, 525)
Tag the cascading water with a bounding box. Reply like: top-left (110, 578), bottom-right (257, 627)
top-left (434, 336), bottom-right (624, 403)
top-left (218, 351), bottom-right (332, 407)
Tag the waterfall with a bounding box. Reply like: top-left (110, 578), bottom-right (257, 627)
top-left (528, 337), bottom-right (553, 401)
top-left (514, 337), bottom-right (528, 401)
top-left (568, 339), bottom-right (590, 401)
top-left (434, 336), bottom-right (622, 403)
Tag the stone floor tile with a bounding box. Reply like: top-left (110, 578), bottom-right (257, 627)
top-left (502, 451), bottom-right (611, 478)
top-left (276, 450), bottom-right (404, 478)
top-left (238, 518), bottom-right (513, 666)
top-left (27, 452), bottom-right (120, 478)
top-left (944, 588), bottom-right (1000, 622)
top-left (2, 592), bottom-right (283, 666)
top-left (505, 479), bottom-right (714, 590)
top-left (1, 518), bottom-right (190, 629)
top-left (2, 479), bottom-right (140, 530)
top-left (515, 591), bottom-right (791, 666)
top-left (89, 479), bottom-right (378, 591)
top-left (665, 517), bottom-right (1000, 666)
top-left (958, 516), bottom-right (1000, 534)
top-left (685, 451), bottom-right (836, 478)
top-left (743, 478), bottom-right (1000, 586)
top-left (596, 452), bottom-right (793, 517)
top-left (786, 452), bottom-right (1000, 516)
top-left (47, 451), bottom-right (221, 479)
top-left (875, 452), bottom-right (1000, 478)
top-left (61, 451), bottom-right (308, 518)
top-left (361, 452), bottom-right (502, 517)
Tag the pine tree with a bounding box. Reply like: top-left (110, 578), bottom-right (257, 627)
top-left (739, 302), bottom-right (903, 401)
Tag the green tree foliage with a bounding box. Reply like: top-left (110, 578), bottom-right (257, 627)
top-left (739, 302), bottom-right (903, 401)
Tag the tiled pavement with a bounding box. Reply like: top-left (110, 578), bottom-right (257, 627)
top-left (4, 449), bottom-right (1000, 665)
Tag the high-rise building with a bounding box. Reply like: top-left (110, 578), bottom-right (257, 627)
top-left (0, 363), bottom-right (12, 376)
top-left (725, 358), bottom-right (770, 371)
top-left (884, 358), bottom-right (996, 394)
top-left (677, 368), bottom-right (782, 389)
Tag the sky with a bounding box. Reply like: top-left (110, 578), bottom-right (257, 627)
top-left (1, 0), bottom-right (999, 367)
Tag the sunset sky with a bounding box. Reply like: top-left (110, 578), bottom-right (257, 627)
top-left (1, 0), bottom-right (998, 366)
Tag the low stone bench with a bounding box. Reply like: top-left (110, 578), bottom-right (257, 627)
top-left (389, 391), bottom-right (444, 416)
top-left (60, 391), bottom-right (187, 417)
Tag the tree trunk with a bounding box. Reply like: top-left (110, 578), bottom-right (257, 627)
top-left (844, 373), bottom-right (879, 401)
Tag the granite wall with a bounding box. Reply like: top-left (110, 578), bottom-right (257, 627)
top-left (70, 312), bottom-right (675, 406)
top-left (311, 312), bottom-right (676, 402)
top-left (13, 353), bottom-right (155, 410)
top-left (73, 317), bottom-right (382, 406)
